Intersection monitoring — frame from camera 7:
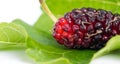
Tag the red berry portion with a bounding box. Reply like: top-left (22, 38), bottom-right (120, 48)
top-left (53, 7), bottom-right (120, 49)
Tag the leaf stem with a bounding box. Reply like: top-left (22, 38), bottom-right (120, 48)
top-left (39, 0), bottom-right (57, 23)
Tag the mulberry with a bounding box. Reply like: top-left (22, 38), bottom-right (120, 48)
top-left (53, 7), bottom-right (120, 49)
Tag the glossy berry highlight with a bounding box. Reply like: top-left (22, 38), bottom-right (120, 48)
top-left (53, 7), bottom-right (120, 49)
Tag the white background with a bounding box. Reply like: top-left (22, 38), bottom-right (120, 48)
top-left (0, 0), bottom-right (41, 25)
top-left (0, 0), bottom-right (120, 64)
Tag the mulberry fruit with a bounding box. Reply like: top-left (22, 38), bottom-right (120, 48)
top-left (53, 7), bottom-right (120, 49)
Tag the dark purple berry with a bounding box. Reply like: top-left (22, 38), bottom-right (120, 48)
top-left (53, 7), bottom-right (120, 49)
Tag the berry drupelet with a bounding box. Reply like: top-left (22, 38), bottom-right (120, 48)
top-left (53, 7), bottom-right (120, 49)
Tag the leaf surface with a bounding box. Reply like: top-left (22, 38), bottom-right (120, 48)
top-left (0, 22), bottom-right (27, 49)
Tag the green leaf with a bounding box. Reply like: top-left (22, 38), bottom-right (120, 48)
top-left (26, 38), bottom-right (96, 64)
top-left (12, 13), bottom-right (96, 64)
top-left (45, 0), bottom-right (120, 18)
top-left (92, 35), bottom-right (120, 60)
top-left (0, 22), bottom-right (27, 49)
